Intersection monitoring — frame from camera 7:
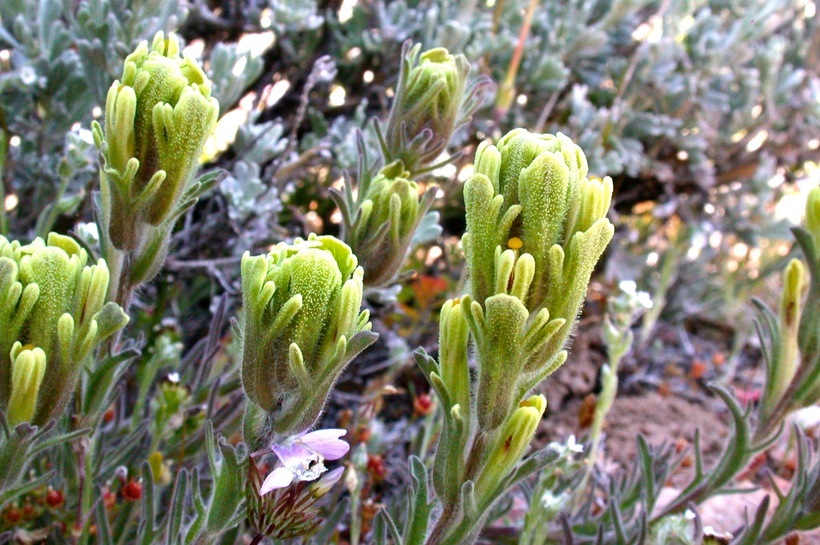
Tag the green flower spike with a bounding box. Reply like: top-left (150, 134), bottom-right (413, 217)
top-left (796, 187), bottom-right (820, 405)
top-left (463, 130), bottom-right (614, 387)
top-left (438, 299), bottom-right (471, 422)
top-left (240, 234), bottom-right (377, 442)
top-left (345, 161), bottom-right (437, 287)
top-left (0, 233), bottom-right (129, 426)
top-left (92, 32), bottom-right (220, 299)
top-left (378, 43), bottom-right (486, 175)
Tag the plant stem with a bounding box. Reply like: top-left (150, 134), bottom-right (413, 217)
top-left (494, 0), bottom-right (539, 119)
top-left (36, 172), bottom-right (69, 238)
top-left (425, 503), bottom-right (458, 545)
top-left (462, 431), bottom-right (489, 484)
top-left (0, 137), bottom-right (7, 236)
top-left (491, 0), bottom-right (506, 34)
top-left (425, 431), bottom-right (490, 545)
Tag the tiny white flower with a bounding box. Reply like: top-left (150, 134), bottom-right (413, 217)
top-left (19, 66), bottom-right (37, 85)
top-left (77, 128), bottom-right (95, 145)
top-left (541, 490), bottom-right (562, 509)
top-left (618, 280), bottom-right (638, 295)
top-left (77, 222), bottom-right (100, 242)
top-left (567, 435), bottom-right (584, 453)
top-left (547, 434), bottom-right (584, 456)
top-left (635, 290), bottom-right (653, 310)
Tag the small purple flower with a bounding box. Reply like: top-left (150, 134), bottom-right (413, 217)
top-left (260, 429), bottom-right (350, 495)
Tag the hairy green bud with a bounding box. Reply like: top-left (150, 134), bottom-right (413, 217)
top-left (463, 291), bottom-right (564, 432)
top-left (438, 298), bottom-right (470, 419)
top-left (7, 343), bottom-right (47, 426)
top-left (807, 186), bottom-right (820, 248)
top-left (92, 32), bottom-right (220, 297)
top-left (348, 161), bottom-right (435, 287)
top-left (763, 258), bottom-right (806, 416)
top-left (474, 394), bottom-right (546, 501)
top-left (240, 234), bottom-right (377, 438)
top-left (0, 233), bottom-right (129, 425)
top-left (379, 44), bottom-right (485, 174)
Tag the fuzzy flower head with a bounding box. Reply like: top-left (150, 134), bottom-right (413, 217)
top-left (0, 233), bottom-right (129, 425)
top-left (380, 43), bottom-right (488, 174)
top-left (93, 31), bottom-right (219, 250)
top-left (348, 161), bottom-right (431, 287)
top-left (240, 234), bottom-right (376, 438)
top-left (260, 429), bottom-right (350, 494)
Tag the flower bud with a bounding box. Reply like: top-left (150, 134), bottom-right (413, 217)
top-left (92, 32), bottom-right (220, 298)
top-left (463, 293), bottom-right (563, 432)
top-left (439, 299), bottom-right (470, 418)
top-left (764, 258), bottom-right (806, 415)
top-left (94, 32), bottom-right (219, 245)
top-left (7, 344), bottom-right (46, 425)
top-left (474, 394), bottom-right (546, 500)
top-left (350, 162), bottom-right (433, 287)
top-left (241, 234), bottom-right (377, 437)
top-left (380, 44), bottom-right (483, 174)
top-left (0, 233), bottom-right (128, 425)
top-left (807, 186), bottom-right (819, 248)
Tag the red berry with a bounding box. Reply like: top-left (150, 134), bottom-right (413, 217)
top-left (354, 425), bottom-right (372, 444)
top-left (3, 507), bottom-right (21, 525)
top-left (46, 489), bottom-right (65, 509)
top-left (122, 480), bottom-right (142, 501)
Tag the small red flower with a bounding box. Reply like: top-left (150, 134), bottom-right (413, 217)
top-left (735, 387), bottom-right (761, 405)
top-left (103, 489), bottom-right (117, 509)
top-left (22, 503), bottom-right (35, 520)
top-left (689, 360), bottom-right (707, 379)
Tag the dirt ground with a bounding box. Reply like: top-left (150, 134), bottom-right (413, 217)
top-left (534, 318), bottom-right (820, 542)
